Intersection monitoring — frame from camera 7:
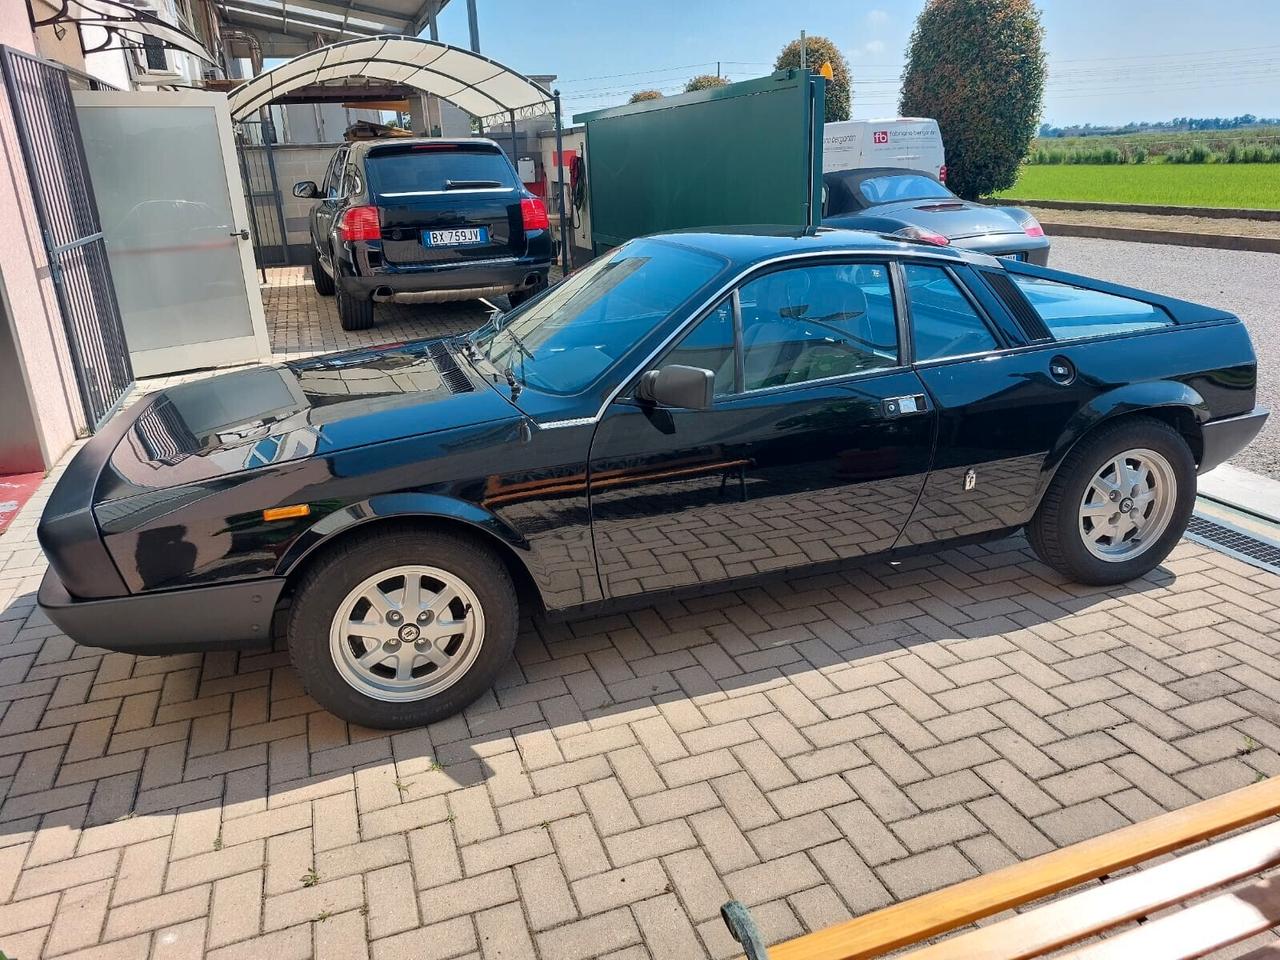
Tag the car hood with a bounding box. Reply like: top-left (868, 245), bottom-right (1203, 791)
top-left (869, 198), bottom-right (1026, 239)
top-left (97, 338), bottom-right (517, 502)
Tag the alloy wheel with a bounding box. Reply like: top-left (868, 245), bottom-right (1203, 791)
top-left (329, 565), bottom-right (484, 702)
top-left (1077, 447), bottom-right (1177, 562)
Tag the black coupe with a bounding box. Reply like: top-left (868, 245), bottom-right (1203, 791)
top-left (38, 228), bottom-right (1265, 728)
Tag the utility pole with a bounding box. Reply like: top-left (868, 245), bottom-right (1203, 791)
top-left (466, 0), bottom-right (480, 52)
top-left (716, 61), bottom-right (721, 78)
top-left (799, 30), bottom-right (807, 69)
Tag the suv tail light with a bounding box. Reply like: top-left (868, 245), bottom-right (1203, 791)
top-left (938, 164), bottom-right (947, 183)
top-left (339, 205), bottom-right (381, 242)
top-left (521, 197), bottom-right (549, 232)
top-left (892, 224), bottom-right (950, 246)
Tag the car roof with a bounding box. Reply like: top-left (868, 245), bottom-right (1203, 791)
top-left (645, 225), bottom-right (998, 269)
top-left (345, 137), bottom-right (505, 156)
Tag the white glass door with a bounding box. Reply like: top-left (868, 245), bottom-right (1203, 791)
top-left (73, 90), bottom-right (270, 378)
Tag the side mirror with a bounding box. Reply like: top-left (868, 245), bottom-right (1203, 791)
top-left (293, 180), bottom-right (319, 199)
top-left (635, 364), bottom-right (714, 410)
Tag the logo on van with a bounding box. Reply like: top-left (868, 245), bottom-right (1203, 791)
top-left (872, 130), bottom-right (889, 144)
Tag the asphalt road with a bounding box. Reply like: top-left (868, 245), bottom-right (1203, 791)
top-left (1049, 236), bottom-right (1280, 479)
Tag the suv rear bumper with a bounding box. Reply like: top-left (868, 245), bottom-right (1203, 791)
top-left (39, 568), bottom-right (283, 655)
top-left (1199, 406), bottom-right (1269, 474)
top-left (339, 255), bottom-right (552, 300)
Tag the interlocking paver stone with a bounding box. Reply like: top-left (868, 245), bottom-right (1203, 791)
top-left (3, 267), bottom-right (1279, 958)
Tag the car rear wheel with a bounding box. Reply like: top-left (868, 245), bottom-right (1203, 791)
top-left (337, 286), bottom-right (375, 331)
top-left (311, 246), bottom-right (335, 296)
top-left (506, 274), bottom-right (548, 308)
top-left (286, 529), bottom-right (518, 728)
top-left (1027, 418), bottom-right (1195, 585)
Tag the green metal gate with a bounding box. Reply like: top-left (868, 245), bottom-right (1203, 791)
top-left (576, 70), bottom-right (825, 254)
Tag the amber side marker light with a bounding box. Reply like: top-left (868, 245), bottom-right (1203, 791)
top-left (263, 504), bottom-right (311, 522)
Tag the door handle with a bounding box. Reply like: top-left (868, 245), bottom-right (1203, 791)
top-left (230, 228), bottom-right (250, 240)
top-left (882, 394), bottom-right (928, 417)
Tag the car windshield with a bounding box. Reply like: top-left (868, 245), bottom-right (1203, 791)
top-left (858, 173), bottom-right (953, 205)
top-left (471, 239), bottom-right (727, 396)
top-left (365, 145), bottom-right (518, 196)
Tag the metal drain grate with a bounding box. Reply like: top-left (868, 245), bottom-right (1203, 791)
top-left (1185, 514), bottom-right (1280, 574)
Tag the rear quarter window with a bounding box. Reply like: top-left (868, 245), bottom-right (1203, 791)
top-left (365, 146), bottom-right (518, 196)
top-left (1010, 274), bottom-right (1173, 340)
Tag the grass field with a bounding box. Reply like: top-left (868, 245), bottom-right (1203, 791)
top-left (991, 163), bottom-right (1280, 209)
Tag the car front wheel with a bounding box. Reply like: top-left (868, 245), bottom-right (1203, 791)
top-left (311, 245), bottom-right (335, 296)
top-left (1027, 417), bottom-right (1196, 585)
top-left (286, 529), bottom-right (518, 728)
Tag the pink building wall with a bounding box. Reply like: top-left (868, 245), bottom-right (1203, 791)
top-left (0, 3), bottom-right (89, 472)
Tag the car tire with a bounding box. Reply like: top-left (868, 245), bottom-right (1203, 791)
top-left (337, 286), bottom-right (375, 331)
top-left (1027, 417), bottom-right (1196, 586)
top-left (506, 274), bottom-right (548, 308)
top-left (311, 246), bottom-right (335, 296)
top-left (286, 529), bottom-right (518, 729)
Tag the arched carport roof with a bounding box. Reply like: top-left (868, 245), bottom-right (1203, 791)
top-left (228, 36), bottom-right (555, 124)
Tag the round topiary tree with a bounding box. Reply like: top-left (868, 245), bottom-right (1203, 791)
top-left (899, 0), bottom-right (1046, 198)
top-left (684, 74), bottom-right (729, 93)
top-left (775, 35), bottom-right (851, 122)
top-left (629, 89), bottom-right (664, 103)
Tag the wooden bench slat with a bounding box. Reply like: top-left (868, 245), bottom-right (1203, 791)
top-left (890, 819), bottom-right (1280, 960)
top-left (1054, 871), bottom-right (1280, 960)
top-left (768, 776), bottom-right (1280, 960)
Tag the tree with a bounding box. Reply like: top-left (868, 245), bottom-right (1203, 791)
top-left (899, 0), bottom-right (1046, 198)
top-left (775, 35), bottom-right (851, 123)
top-left (684, 74), bottom-right (729, 93)
top-left (629, 89), bottom-right (664, 103)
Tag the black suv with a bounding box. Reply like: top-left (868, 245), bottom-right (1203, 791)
top-left (294, 138), bottom-right (554, 331)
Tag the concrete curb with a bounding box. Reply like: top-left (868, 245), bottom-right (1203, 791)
top-left (1199, 464), bottom-right (1280, 525)
top-left (989, 197), bottom-right (1280, 222)
top-left (1040, 222), bottom-right (1280, 254)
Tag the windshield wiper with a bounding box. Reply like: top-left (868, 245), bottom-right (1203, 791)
top-left (443, 179), bottom-right (503, 190)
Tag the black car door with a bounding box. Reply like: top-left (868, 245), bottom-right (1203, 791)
top-left (587, 260), bottom-right (936, 599)
top-left (312, 146), bottom-right (349, 261)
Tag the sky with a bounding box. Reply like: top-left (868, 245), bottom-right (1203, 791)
top-left (428, 0), bottom-right (1280, 128)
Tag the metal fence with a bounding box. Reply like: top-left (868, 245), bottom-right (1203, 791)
top-left (0, 45), bottom-right (133, 430)
top-left (234, 118), bottom-right (290, 276)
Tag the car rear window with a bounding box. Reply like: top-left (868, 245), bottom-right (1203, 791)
top-left (365, 145), bottom-right (518, 196)
top-left (1009, 274), bottom-right (1173, 341)
top-left (858, 173), bottom-right (952, 205)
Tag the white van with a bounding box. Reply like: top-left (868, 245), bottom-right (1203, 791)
top-left (822, 118), bottom-right (947, 182)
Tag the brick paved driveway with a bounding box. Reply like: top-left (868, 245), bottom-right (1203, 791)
top-left (2, 269), bottom-right (1279, 959)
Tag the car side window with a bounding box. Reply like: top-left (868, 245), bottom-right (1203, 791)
top-left (905, 263), bottom-right (999, 361)
top-left (1008, 273), bottom-right (1174, 340)
top-left (737, 263), bottom-right (898, 391)
top-left (661, 299), bottom-right (736, 397)
top-left (325, 150), bottom-right (348, 200)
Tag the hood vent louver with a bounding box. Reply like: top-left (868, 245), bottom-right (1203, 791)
top-left (427, 341), bottom-right (475, 395)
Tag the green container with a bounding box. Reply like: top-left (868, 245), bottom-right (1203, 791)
top-left (575, 70), bottom-right (825, 253)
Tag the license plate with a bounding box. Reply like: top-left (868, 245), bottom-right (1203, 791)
top-left (424, 227), bottom-right (488, 246)
top-left (998, 252), bottom-right (1025, 261)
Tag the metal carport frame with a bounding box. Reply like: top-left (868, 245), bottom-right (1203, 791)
top-left (227, 36), bottom-right (571, 272)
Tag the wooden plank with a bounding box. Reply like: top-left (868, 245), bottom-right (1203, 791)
top-left (1055, 871), bottom-right (1280, 960)
top-left (768, 777), bottom-right (1280, 960)
top-left (892, 819), bottom-right (1280, 960)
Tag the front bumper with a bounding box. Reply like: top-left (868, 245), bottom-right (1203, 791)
top-left (1199, 406), bottom-right (1269, 474)
top-left (39, 569), bottom-right (285, 655)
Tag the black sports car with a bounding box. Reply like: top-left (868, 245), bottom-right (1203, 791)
top-left (822, 167), bottom-right (1051, 264)
top-left (38, 227), bottom-right (1265, 728)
